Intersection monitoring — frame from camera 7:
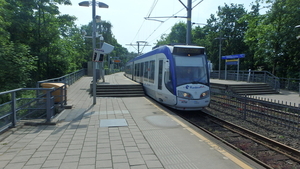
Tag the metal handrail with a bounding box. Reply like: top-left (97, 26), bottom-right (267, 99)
top-left (0, 69), bottom-right (86, 133)
top-left (0, 88), bottom-right (55, 133)
top-left (211, 70), bottom-right (283, 92)
top-left (37, 69), bottom-right (86, 87)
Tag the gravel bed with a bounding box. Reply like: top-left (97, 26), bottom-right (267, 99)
top-left (205, 105), bottom-right (300, 150)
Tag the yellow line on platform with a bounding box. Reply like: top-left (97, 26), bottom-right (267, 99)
top-left (146, 97), bottom-right (253, 169)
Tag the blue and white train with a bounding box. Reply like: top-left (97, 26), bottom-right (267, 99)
top-left (125, 44), bottom-right (210, 111)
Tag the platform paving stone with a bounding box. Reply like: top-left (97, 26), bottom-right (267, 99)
top-left (96, 160), bottom-right (113, 168)
top-left (0, 73), bottom-right (267, 169)
top-left (59, 162), bottom-right (78, 169)
top-left (22, 164), bottom-right (43, 169)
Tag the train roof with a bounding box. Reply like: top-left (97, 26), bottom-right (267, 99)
top-left (152, 43), bottom-right (205, 50)
top-left (126, 44), bottom-right (205, 65)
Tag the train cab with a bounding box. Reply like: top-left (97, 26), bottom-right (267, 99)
top-left (125, 44), bottom-right (210, 111)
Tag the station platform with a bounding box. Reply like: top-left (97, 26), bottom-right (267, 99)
top-left (0, 72), bottom-right (264, 169)
top-left (210, 79), bottom-right (300, 107)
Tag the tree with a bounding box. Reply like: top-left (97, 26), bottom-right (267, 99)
top-left (244, 0), bottom-right (300, 77)
top-left (217, 4), bottom-right (249, 70)
top-left (81, 20), bottom-right (130, 70)
top-left (195, 4), bottom-right (249, 70)
top-left (0, 0), bottom-right (130, 92)
top-left (0, 0), bottom-right (36, 91)
top-left (156, 22), bottom-right (187, 45)
top-left (242, 3), bottom-right (266, 70)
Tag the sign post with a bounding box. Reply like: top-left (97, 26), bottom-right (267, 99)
top-left (91, 42), bottom-right (114, 100)
top-left (93, 42), bottom-right (114, 82)
top-left (222, 54), bottom-right (245, 81)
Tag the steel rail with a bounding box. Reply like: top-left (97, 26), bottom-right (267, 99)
top-left (201, 109), bottom-right (300, 162)
top-left (175, 109), bottom-right (272, 169)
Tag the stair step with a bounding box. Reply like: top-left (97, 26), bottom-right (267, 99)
top-left (92, 84), bottom-right (145, 97)
top-left (211, 83), bottom-right (279, 95)
top-left (96, 94), bottom-right (145, 97)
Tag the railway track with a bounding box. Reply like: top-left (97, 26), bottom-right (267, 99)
top-left (174, 109), bottom-right (300, 169)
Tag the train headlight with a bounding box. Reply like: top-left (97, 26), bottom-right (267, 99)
top-left (200, 90), bottom-right (210, 99)
top-left (178, 91), bottom-right (193, 99)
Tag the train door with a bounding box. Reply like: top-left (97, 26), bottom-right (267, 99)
top-left (158, 60), bottom-right (163, 90)
top-left (157, 56), bottom-right (176, 106)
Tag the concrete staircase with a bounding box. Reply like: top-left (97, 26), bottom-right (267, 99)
top-left (93, 84), bottom-right (145, 97)
top-left (211, 83), bottom-right (279, 95)
top-left (228, 84), bottom-right (279, 95)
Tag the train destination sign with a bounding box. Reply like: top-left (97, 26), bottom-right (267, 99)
top-left (173, 47), bottom-right (205, 56)
top-left (221, 54), bottom-right (245, 60)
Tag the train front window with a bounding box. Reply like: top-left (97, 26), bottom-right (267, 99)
top-left (174, 55), bottom-right (208, 86)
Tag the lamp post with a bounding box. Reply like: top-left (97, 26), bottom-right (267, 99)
top-left (215, 35), bottom-right (225, 79)
top-left (79, 1), bottom-right (108, 105)
top-left (295, 25), bottom-right (300, 96)
top-left (99, 34), bottom-right (105, 82)
top-left (186, 0), bottom-right (192, 45)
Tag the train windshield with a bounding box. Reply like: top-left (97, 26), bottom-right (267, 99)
top-left (174, 54), bottom-right (208, 86)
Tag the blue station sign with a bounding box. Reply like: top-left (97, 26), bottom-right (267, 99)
top-left (226, 59), bottom-right (239, 65)
top-left (222, 54), bottom-right (245, 60)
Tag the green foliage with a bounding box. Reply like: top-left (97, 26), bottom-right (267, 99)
top-left (192, 4), bottom-right (249, 70)
top-left (1, 0), bottom-right (300, 94)
top-left (0, 0), bottom-right (95, 92)
top-left (0, 42), bottom-right (36, 91)
top-left (244, 0), bottom-right (300, 77)
top-left (0, 0), bottom-right (10, 45)
top-left (156, 1), bottom-right (300, 78)
top-left (80, 20), bottom-right (130, 69)
top-left (156, 22), bottom-right (187, 45)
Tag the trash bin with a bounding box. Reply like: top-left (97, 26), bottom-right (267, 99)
top-left (41, 83), bottom-right (66, 103)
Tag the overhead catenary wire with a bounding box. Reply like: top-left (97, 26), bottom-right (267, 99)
top-left (130, 0), bottom-right (159, 45)
top-left (146, 0), bottom-right (204, 47)
top-left (130, 0), bottom-right (204, 53)
top-left (147, 0), bottom-right (159, 17)
top-left (143, 1), bottom-right (188, 42)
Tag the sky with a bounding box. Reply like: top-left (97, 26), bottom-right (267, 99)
top-left (58, 0), bottom-right (260, 53)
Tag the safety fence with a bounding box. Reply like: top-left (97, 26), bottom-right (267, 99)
top-left (279, 77), bottom-right (300, 92)
top-left (208, 90), bottom-right (300, 133)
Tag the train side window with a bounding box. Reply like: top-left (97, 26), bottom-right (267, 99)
top-left (137, 63), bottom-right (140, 77)
top-left (144, 62), bottom-right (148, 82)
top-left (164, 67), bottom-right (173, 93)
top-left (134, 64), bottom-right (138, 80)
top-left (158, 60), bottom-right (163, 90)
top-left (149, 60), bottom-right (155, 83)
top-left (141, 62), bottom-right (144, 83)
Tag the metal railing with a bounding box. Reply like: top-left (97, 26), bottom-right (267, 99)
top-left (278, 77), bottom-right (300, 94)
top-left (0, 88), bottom-right (55, 133)
top-left (37, 69), bottom-right (86, 87)
top-left (208, 91), bottom-right (300, 132)
top-left (211, 70), bottom-right (282, 92)
top-left (0, 69), bottom-right (86, 133)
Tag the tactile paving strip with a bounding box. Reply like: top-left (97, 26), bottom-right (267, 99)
top-left (143, 130), bottom-right (195, 167)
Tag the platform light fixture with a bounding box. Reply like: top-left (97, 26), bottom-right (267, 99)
top-left (296, 25), bottom-right (300, 39)
top-left (79, 1), bottom-right (108, 8)
top-left (79, 0), bottom-right (108, 105)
